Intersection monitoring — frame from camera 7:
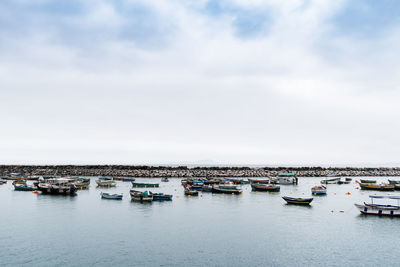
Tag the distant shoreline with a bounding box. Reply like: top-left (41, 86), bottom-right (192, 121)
top-left (1, 165), bottom-right (400, 177)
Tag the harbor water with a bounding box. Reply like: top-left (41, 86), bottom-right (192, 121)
top-left (1, 177), bottom-right (399, 266)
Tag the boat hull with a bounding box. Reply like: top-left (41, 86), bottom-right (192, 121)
top-left (355, 204), bottom-right (400, 217)
top-left (101, 193), bottom-right (123, 200)
top-left (131, 182), bottom-right (159, 188)
top-left (282, 196), bottom-right (313, 205)
top-left (251, 184), bottom-right (280, 192)
top-left (37, 184), bottom-right (77, 195)
top-left (359, 184), bottom-right (395, 191)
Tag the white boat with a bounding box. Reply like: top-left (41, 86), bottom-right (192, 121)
top-left (130, 190), bottom-right (153, 202)
top-left (355, 195), bottom-right (400, 217)
top-left (271, 172), bottom-right (298, 185)
top-left (96, 179), bottom-right (116, 187)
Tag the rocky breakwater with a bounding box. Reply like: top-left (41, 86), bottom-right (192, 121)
top-left (1, 165), bottom-right (400, 178)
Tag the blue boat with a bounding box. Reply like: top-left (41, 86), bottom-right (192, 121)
top-left (152, 193), bottom-right (173, 201)
top-left (311, 185), bottom-right (327, 195)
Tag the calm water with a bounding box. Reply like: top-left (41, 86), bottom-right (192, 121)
top-left (1, 177), bottom-right (399, 266)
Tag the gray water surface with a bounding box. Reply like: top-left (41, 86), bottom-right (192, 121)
top-left (0, 177), bottom-right (398, 266)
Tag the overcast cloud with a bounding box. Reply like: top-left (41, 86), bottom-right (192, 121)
top-left (1, 0), bottom-right (400, 165)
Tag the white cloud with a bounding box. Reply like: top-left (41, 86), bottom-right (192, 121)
top-left (1, 0), bottom-right (400, 165)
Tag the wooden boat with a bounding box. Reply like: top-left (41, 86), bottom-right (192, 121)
top-left (359, 183), bottom-right (394, 191)
top-left (14, 183), bottom-right (37, 191)
top-left (212, 185), bottom-right (242, 194)
top-left (320, 177), bottom-right (341, 184)
top-left (345, 177), bottom-right (353, 182)
top-left (184, 189), bottom-right (199, 196)
top-left (121, 177), bottom-right (136, 182)
top-left (96, 179), bottom-right (116, 187)
top-left (355, 195), bottom-right (400, 216)
top-left (152, 193), bottom-right (173, 201)
top-left (248, 178), bottom-right (270, 184)
top-left (6, 173), bottom-right (25, 180)
top-left (251, 184), bottom-right (280, 192)
top-left (130, 190), bottom-right (153, 202)
top-left (161, 178), bottom-right (169, 182)
top-left (74, 178), bottom-right (90, 189)
top-left (282, 196), bottom-right (313, 205)
top-left (0, 179), bottom-right (7, 185)
top-left (37, 182), bottom-right (77, 195)
top-left (101, 192), bottom-right (123, 200)
top-left (311, 185), bottom-right (327, 195)
top-left (131, 182), bottom-right (159, 188)
top-left (360, 179), bottom-right (376, 184)
top-left (272, 172), bottom-right (298, 185)
top-left (388, 179), bottom-right (400, 185)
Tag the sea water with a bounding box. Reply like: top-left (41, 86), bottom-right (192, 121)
top-left (0, 177), bottom-right (398, 266)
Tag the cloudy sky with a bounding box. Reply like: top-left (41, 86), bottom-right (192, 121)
top-left (1, 0), bottom-right (400, 165)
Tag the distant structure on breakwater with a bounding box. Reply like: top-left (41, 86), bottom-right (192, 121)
top-left (1, 165), bottom-right (400, 177)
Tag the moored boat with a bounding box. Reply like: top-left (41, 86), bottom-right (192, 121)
top-left (360, 179), bottom-right (376, 184)
top-left (212, 185), bottom-right (242, 194)
top-left (311, 185), bottom-right (327, 195)
top-left (130, 190), bottom-right (153, 202)
top-left (355, 195), bottom-right (400, 217)
top-left (6, 173), bottom-right (25, 180)
top-left (96, 179), bottom-right (116, 187)
top-left (101, 192), bottom-right (123, 200)
top-left (388, 179), bottom-right (400, 185)
top-left (0, 179), bottom-right (7, 185)
top-left (122, 177), bottom-right (136, 182)
top-left (74, 178), bottom-right (90, 189)
top-left (320, 177), bottom-right (341, 184)
top-left (345, 177), bottom-right (353, 182)
top-left (248, 178), bottom-right (270, 184)
top-left (184, 189), bottom-right (199, 196)
top-left (14, 183), bottom-right (37, 191)
top-left (359, 183), bottom-right (394, 191)
top-left (251, 183), bottom-right (280, 192)
top-left (37, 182), bottom-right (77, 195)
top-left (153, 193), bottom-right (173, 200)
top-left (282, 196), bottom-right (313, 205)
top-left (272, 172), bottom-right (298, 185)
top-left (131, 182), bottom-right (159, 188)
top-left (161, 178), bottom-right (169, 182)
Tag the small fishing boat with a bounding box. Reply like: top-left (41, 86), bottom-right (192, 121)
top-left (337, 180), bottom-right (350, 185)
top-left (130, 190), bottom-right (153, 202)
top-left (14, 183), bottom-right (37, 191)
top-left (359, 183), bottom-right (395, 191)
top-left (122, 177), bottom-right (136, 182)
top-left (101, 192), bottom-right (123, 200)
top-left (74, 178), bottom-right (90, 189)
top-left (212, 185), bottom-right (242, 194)
top-left (251, 183), bottom-right (280, 192)
top-left (320, 177), bottom-right (341, 184)
top-left (248, 178), bottom-right (270, 184)
top-left (152, 193), bottom-right (173, 201)
top-left (0, 179), bottom-right (7, 185)
top-left (96, 179), bottom-right (116, 187)
top-left (131, 182), bottom-right (159, 188)
top-left (6, 173), bottom-right (25, 180)
top-left (37, 182), bottom-right (77, 195)
top-left (360, 179), bottom-right (376, 184)
top-left (272, 172), bottom-right (298, 185)
top-left (388, 179), bottom-right (400, 185)
top-left (282, 196), bottom-right (313, 205)
top-left (161, 178), bottom-right (169, 182)
top-left (355, 195), bottom-right (400, 216)
top-left (345, 177), bottom-right (353, 182)
top-left (184, 189), bottom-right (199, 196)
top-left (311, 185), bottom-right (327, 195)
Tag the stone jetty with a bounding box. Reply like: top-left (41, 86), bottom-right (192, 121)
top-left (1, 165), bottom-right (400, 177)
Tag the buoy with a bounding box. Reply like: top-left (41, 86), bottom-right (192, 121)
top-left (302, 192), bottom-right (304, 195)
top-left (334, 193), bottom-right (336, 195)
top-left (201, 195), bottom-right (203, 197)
top-left (290, 192), bottom-right (292, 194)
top-left (232, 193), bottom-right (234, 195)
top-left (346, 192), bottom-right (351, 195)
top-left (33, 190), bottom-right (38, 194)
top-left (356, 187), bottom-right (359, 189)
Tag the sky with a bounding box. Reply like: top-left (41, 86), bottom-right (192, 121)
top-left (1, 0), bottom-right (400, 166)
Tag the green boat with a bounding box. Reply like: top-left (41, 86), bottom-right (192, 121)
top-left (131, 182), bottom-right (159, 188)
top-left (14, 184), bottom-right (37, 191)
